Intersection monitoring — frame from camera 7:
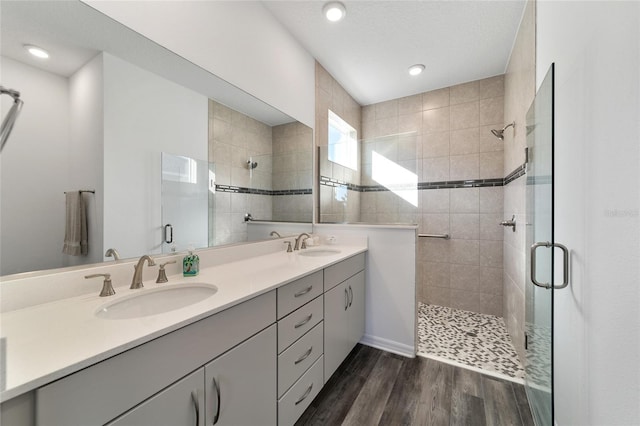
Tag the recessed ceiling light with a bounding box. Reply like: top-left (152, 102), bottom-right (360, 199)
top-left (408, 64), bottom-right (425, 76)
top-left (24, 44), bottom-right (49, 59)
top-left (323, 2), bottom-right (346, 22)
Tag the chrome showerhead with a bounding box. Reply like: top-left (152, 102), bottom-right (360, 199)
top-left (490, 122), bottom-right (515, 141)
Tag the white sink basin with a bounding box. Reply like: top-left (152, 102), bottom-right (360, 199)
top-left (298, 248), bottom-right (341, 257)
top-left (96, 283), bottom-right (217, 320)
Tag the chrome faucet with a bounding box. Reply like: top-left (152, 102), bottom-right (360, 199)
top-left (131, 255), bottom-right (156, 289)
top-left (270, 231), bottom-right (282, 238)
top-left (294, 233), bottom-right (311, 251)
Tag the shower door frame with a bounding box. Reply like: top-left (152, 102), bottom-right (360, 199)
top-left (524, 63), bottom-right (559, 426)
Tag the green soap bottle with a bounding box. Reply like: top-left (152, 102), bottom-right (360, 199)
top-left (183, 249), bottom-right (199, 276)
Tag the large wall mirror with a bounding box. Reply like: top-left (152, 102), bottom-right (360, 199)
top-left (0, 1), bottom-right (312, 277)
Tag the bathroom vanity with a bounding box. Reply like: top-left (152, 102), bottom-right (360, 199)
top-left (0, 243), bottom-right (366, 426)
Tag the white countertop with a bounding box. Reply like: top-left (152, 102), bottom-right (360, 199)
top-left (0, 245), bottom-right (367, 402)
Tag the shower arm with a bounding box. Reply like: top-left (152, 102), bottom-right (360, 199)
top-left (0, 86), bottom-right (24, 152)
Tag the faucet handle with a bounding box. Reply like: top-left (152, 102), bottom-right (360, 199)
top-left (85, 273), bottom-right (116, 297)
top-left (156, 260), bottom-right (177, 283)
top-left (283, 241), bottom-right (293, 253)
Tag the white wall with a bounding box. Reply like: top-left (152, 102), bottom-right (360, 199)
top-left (0, 57), bottom-right (71, 275)
top-left (314, 224), bottom-right (416, 357)
top-left (84, 1), bottom-right (315, 128)
top-left (537, 2), bottom-right (640, 424)
top-left (103, 53), bottom-right (208, 259)
top-left (67, 53), bottom-right (104, 267)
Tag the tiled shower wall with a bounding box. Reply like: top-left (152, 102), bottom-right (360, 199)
top-left (208, 100), bottom-right (273, 245)
top-left (503, 0), bottom-right (536, 360)
top-left (360, 76), bottom-right (506, 316)
top-left (272, 122), bottom-right (314, 222)
top-left (316, 61), bottom-right (362, 223)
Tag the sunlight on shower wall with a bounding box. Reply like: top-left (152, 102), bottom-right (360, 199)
top-left (360, 76), bottom-right (506, 316)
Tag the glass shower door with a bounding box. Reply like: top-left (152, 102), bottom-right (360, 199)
top-left (524, 64), bottom-right (558, 426)
top-left (161, 153), bottom-right (210, 254)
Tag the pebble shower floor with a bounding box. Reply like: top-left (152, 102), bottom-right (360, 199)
top-left (417, 303), bottom-right (525, 380)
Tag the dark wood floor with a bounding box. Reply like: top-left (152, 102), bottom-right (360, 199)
top-left (296, 344), bottom-right (534, 426)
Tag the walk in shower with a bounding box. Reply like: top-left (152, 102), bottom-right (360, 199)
top-left (318, 75), bottom-right (527, 382)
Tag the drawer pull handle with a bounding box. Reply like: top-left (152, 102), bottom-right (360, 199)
top-left (294, 286), bottom-right (313, 298)
top-left (294, 346), bottom-right (313, 365)
top-left (294, 314), bottom-right (313, 329)
top-left (348, 285), bottom-right (353, 308)
top-left (211, 377), bottom-right (221, 425)
top-left (295, 383), bottom-right (314, 405)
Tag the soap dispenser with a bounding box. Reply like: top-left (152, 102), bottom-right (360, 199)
top-left (183, 248), bottom-right (200, 277)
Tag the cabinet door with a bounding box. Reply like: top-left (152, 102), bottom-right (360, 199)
top-left (347, 271), bottom-right (366, 349)
top-left (107, 368), bottom-right (204, 426)
top-left (323, 280), bottom-right (350, 383)
top-left (205, 325), bottom-right (277, 426)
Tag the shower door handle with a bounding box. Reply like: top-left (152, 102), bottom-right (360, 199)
top-left (530, 241), bottom-right (569, 289)
top-left (164, 224), bottom-right (173, 244)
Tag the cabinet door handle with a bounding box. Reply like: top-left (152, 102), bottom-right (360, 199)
top-left (348, 286), bottom-right (353, 308)
top-left (191, 390), bottom-right (200, 426)
top-left (294, 346), bottom-right (313, 365)
top-left (344, 288), bottom-right (348, 311)
top-left (294, 286), bottom-right (313, 298)
top-left (211, 377), bottom-right (221, 425)
top-left (294, 383), bottom-right (314, 405)
top-left (294, 314), bottom-right (313, 329)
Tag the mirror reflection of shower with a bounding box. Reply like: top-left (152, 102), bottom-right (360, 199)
top-left (0, 86), bottom-right (24, 152)
top-left (247, 157), bottom-right (258, 179)
top-left (490, 121), bottom-right (515, 141)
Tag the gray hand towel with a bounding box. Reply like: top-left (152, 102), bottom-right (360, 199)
top-left (62, 191), bottom-right (88, 256)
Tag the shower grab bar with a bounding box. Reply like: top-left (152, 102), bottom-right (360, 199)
top-left (418, 233), bottom-right (450, 239)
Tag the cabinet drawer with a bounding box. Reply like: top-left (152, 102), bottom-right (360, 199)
top-left (277, 270), bottom-right (323, 320)
top-left (324, 253), bottom-right (365, 291)
top-left (36, 291), bottom-right (276, 426)
top-left (277, 355), bottom-right (323, 426)
top-left (278, 296), bottom-right (323, 353)
top-left (278, 321), bottom-right (323, 397)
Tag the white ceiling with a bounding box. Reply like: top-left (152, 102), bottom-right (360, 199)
top-left (263, 0), bottom-right (526, 106)
top-left (1, 1), bottom-right (294, 126)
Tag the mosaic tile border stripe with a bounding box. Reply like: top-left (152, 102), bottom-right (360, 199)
top-left (504, 163), bottom-right (527, 185)
top-left (215, 184), bottom-right (312, 196)
top-left (320, 164), bottom-right (526, 193)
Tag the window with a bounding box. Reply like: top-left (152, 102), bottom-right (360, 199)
top-left (328, 110), bottom-right (357, 171)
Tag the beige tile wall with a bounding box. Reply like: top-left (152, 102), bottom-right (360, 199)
top-left (503, 0), bottom-right (536, 361)
top-left (316, 61), bottom-right (362, 223)
top-left (209, 100), bottom-right (272, 245)
top-left (272, 122), bottom-right (314, 222)
top-left (361, 76), bottom-right (506, 316)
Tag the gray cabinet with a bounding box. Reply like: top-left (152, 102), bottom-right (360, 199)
top-left (205, 325), bottom-right (277, 426)
top-left (108, 325), bottom-right (276, 426)
top-left (35, 292), bottom-right (276, 426)
top-left (107, 369), bottom-right (204, 426)
top-left (324, 261), bottom-right (365, 383)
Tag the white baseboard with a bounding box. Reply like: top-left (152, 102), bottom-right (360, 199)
top-left (359, 334), bottom-right (415, 358)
